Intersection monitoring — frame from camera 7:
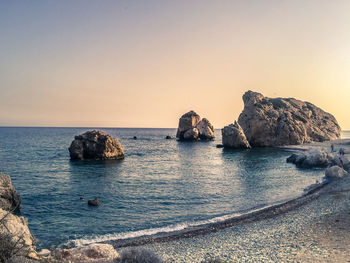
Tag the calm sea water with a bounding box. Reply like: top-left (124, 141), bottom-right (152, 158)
top-left (0, 127), bottom-right (341, 248)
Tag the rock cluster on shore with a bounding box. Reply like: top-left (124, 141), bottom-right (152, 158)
top-left (0, 173), bottom-right (37, 261)
top-left (222, 90), bottom-right (341, 148)
top-left (176, 111), bottom-right (215, 141)
top-left (69, 130), bottom-right (125, 160)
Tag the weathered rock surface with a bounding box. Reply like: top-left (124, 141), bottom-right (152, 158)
top-left (325, 166), bottom-right (348, 179)
top-left (286, 150), bottom-right (334, 168)
top-left (88, 198), bottom-right (101, 207)
top-left (0, 208), bottom-right (37, 257)
top-left (176, 111), bottom-right (214, 141)
top-left (0, 173), bottom-right (21, 211)
top-left (222, 121), bottom-right (251, 149)
top-left (238, 90), bottom-right (341, 147)
top-left (52, 244), bottom-right (120, 262)
top-left (69, 130), bottom-right (124, 160)
top-left (196, 118), bottom-right (215, 140)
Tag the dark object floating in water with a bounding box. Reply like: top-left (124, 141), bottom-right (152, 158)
top-left (68, 130), bottom-right (124, 160)
top-left (165, 135), bottom-right (171, 139)
top-left (216, 144), bottom-right (224, 148)
top-left (133, 136), bottom-right (137, 140)
top-left (88, 198), bottom-right (101, 206)
top-left (79, 197), bottom-right (84, 200)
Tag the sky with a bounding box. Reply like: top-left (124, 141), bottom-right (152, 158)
top-left (1, 0), bottom-right (350, 129)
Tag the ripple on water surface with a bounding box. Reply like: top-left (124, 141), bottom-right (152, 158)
top-left (0, 127), bottom-right (325, 248)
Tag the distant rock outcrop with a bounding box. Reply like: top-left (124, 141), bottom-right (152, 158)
top-left (0, 173), bottom-right (21, 211)
top-left (286, 149), bottom-right (334, 168)
top-left (222, 121), bottom-right (251, 149)
top-left (69, 130), bottom-right (125, 160)
top-left (238, 90), bottom-right (341, 147)
top-left (176, 111), bottom-right (214, 141)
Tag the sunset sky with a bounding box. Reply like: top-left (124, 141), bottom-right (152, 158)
top-left (1, 0), bottom-right (350, 129)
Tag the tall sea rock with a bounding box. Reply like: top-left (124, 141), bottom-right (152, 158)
top-left (176, 111), bottom-right (214, 141)
top-left (237, 91), bottom-right (341, 147)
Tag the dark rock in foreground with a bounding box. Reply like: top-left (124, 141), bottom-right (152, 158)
top-left (222, 121), bottom-right (251, 149)
top-left (69, 130), bottom-right (124, 160)
top-left (88, 198), bottom-right (101, 206)
top-left (238, 90), bottom-right (341, 147)
top-left (176, 111), bottom-right (214, 141)
top-left (165, 135), bottom-right (172, 139)
top-left (0, 173), bottom-right (21, 211)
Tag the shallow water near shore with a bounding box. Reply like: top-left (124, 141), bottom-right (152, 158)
top-left (1, 127), bottom-right (345, 249)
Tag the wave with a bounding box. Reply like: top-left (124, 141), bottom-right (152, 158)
top-left (65, 179), bottom-right (328, 249)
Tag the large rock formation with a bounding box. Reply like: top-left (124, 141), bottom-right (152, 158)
top-left (176, 111), bottom-right (214, 141)
top-left (69, 130), bottom-right (125, 160)
top-left (222, 121), bottom-right (251, 149)
top-left (0, 208), bottom-right (37, 258)
top-left (0, 173), bottom-right (21, 211)
top-left (286, 149), bottom-right (335, 168)
top-left (238, 91), bottom-right (341, 147)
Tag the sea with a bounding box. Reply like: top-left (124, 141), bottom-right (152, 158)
top-left (0, 127), bottom-right (349, 249)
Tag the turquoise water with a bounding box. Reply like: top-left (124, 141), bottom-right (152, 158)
top-left (0, 127), bottom-right (325, 248)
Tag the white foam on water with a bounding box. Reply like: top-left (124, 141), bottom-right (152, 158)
top-left (67, 199), bottom-right (295, 248)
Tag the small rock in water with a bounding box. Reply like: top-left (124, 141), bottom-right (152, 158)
top-left (80, 197), bottom-right (84, 200)
top-left (88, 198), bottom-right (101, 206)
top-left (216, 144), bottom-right (224, 148)
top-left (133, 136), bottom-right (137, 140)
top-left (165, 135), bottom-right (172, 139)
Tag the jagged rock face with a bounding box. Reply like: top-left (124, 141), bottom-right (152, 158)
top-left (238, 90), bottom-right (341, 147)
top-left (176, 111), bottom-right (214, 141)
top-left (0, 208), bottom-right (37, 256)
top-left (222, 121), bottom-right (251, 149)
top-left (69, 130), bottom-right (125, 160)
top-left (0, 173), bottom-right (21, 211)
top-left (196, 118), bottom-right (215, 140)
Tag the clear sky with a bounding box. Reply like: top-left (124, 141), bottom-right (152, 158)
top-left (1, 0), bottom-right (350, 129)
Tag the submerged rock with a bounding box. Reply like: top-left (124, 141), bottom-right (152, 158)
top-left (176, 111), bottom-right (214, 141)
top-left (325, 166), bottom-right (348, 179)
top-left (0, 173), bottom-right (21, 211)
top-left (238, 90), bottom-right (341, 146)
top-left (88, 198), bottom-right (101, 206)
top-left (69, 130), bottom-right (124, 160)
top-left (222, 121), bottom-right (251, 149)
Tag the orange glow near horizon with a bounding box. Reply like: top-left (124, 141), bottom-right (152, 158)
top-left (1, 1), bottom-right (350, 129)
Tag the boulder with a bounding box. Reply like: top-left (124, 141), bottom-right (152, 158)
top-left (196, 118), bottom-right (215, 140)
top-left (176, 111), bottom-right (214, 141)
top-left (325, 166), bottom-right (348, 179)
top-left (69, 130), bottom-right (124, 160)
top-left (0, 208), bottom-right (37, 257)
top-left (52, 244), bottom-right (120, 262)
top-left (222, 121), bottom-right (251, 149)
top-left (0, 173), bottom-right (21, 211)
top-left (238, 91), bottom-right (341, 146)
top-left (176, 111), bottom-right (201, 141)
top-left (165, 135), bottom-right (172, 139)
top-left (286, 149), bottom-right (334, 168)
top-left (88, 198), bottom-right (101, 207)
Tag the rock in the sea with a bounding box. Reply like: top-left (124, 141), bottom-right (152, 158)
top-left (52, 244), bottom-right (120, 262)
top-left (69, 130), bottom-right (124, 160)
top-left (0, 208), bottom-right (37, 257)
top-left (238, 90), bottom-right (341, 146)
top-left (176, 111), bottom-right (214, 141)
top-left (222, 121), bottom-right (251, 149)
top-left (88, 198), bottom-right (101, 206)
top-left (325, 166), bottom-right (348, 179)
top-left (286, 149), bottom-right (334, 168)
top-left (0, 173), bottom-right (21, 212)
top-left (165, 135), bottom-right (172, 139)
top-left (196, 118), bottom-right (215, 140)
